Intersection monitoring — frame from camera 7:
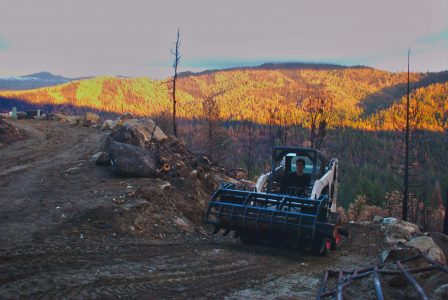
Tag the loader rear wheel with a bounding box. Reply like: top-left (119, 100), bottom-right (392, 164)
top-left (329, 212), bottom-right (342, 250)
top-left (331, 231), bottom-right (342, 250)
top-left (240, 232), bottom-right (259, 244)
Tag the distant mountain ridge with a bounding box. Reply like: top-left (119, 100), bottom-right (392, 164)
top-left (178, 62), bottom-right (369, 77)
top-left (0, 72), bottom-right (90, 90)
top-left (0, 66), bottom-right (446, 131)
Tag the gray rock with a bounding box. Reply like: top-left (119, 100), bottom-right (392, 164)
top-left (94, 152), bottom-right (110, 166)
top-left (372, 215), bottom-right (384, 223)
top-left (384, 221), bottom-right (420, 244)
top-left (435, 284), bottom-right (448, 299)
top-left (159, 182), bottom-right (171, 190)
top-left (381, 217), bottom-right (397, 224)
top-left (65, 167), bottom-right (81, 175)
top-left (101, 119), bottom-right (114, 130)
top-left (102, 118), bottom-right (168, 151)
top-left (107, 124), bottom-right (146, 148)
top-left (385, 236), bottom-right (408, 244)
top-left (123, 119), bottom-right (168, 143)
top-left (429, 232), bottom-right (448, 264)
top-left (359, 221), bottom-right (372, 225)
top-left (405, 235), bottom-right (446, 264)
top-left (113, 113), bottom-right (134, 126)
top-left (84, 112), bottom-right (100, 123)
top-left (108, 142), bottom-right (157, 178)
top-left (380, 247), bottom-right (421, 264)
top-left (55, 114), bottom-right (83, 125)
top-left (91, 152), bottom-right (103, 161)
top-left (174, 217), bottom-right (194, 233)
top-left (427, 246), bottom-right (446, 265)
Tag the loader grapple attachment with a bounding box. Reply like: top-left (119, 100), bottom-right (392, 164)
top-left (205, 183), bottom-right (337, 249)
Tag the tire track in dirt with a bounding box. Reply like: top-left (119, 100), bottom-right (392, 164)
top-left (0, 120), bottom-right (386, 299)
top-left (0, 239), bottom-right (299, 299)
top-left (0, 120), bottom-right (105, 248)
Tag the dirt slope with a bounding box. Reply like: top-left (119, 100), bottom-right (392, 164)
top-left (0, 120), bottom-right (402, 299)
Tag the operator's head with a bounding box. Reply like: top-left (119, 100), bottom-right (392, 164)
top-left (296, 158), bottom-right (305, 174)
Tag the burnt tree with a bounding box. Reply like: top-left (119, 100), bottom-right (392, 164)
top-left (202, 91), bottom-right (230, 163)
top-left (444, 189), bottom-right (448, 235)
top-left (390, 49), bottom-right (427, 223)
top-left (301, 84), bottom-right (334, 150)
top-left (171, 28), bottom-right (181, 137)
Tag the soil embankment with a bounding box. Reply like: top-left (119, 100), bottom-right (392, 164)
top-left (0, 119), bottom-right (442, 299)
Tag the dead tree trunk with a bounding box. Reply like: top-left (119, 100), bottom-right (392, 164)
top-left (171, 28), bottom-right (181, 137)
top-left (444, 189), bottom-right (448, 235)
top-left (403, 48), bottom-right (411, 221)
top-left (302, 84), bottom-right (333, 150)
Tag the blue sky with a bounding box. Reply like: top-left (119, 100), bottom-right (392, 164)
top-left (0, 0), bottom-right (446, 78)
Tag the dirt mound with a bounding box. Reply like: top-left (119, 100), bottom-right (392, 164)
top-left (85, 117), bottom-right (238, 240)
top-left (0, 119), bottom-right (26, 147)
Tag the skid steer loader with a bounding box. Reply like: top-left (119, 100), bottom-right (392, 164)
top-left (204, 146), bottom-right (345, 255)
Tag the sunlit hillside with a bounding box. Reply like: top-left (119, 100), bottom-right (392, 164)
top-left (0, 66), bottom-right (447, 131)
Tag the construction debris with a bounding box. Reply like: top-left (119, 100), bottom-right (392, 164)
top-left (316, 253), bottom-right (448, 299)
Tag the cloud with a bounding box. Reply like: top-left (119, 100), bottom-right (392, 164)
top-left (417, 29), bottom-right (448, 44)
top-left (0, 36), bottom-right (8, 50)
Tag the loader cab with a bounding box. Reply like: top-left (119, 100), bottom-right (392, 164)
top-left (268, 147), bottom-right (328, 197)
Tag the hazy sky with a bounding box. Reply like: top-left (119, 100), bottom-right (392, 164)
top-left (0, 0), bottom-right (447, 78)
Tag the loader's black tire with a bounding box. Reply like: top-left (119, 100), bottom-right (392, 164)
top-left (240, 233), bottom-right (259, 244)
top-left (312, 237), bottom-right (330, 256)
top-left (331, 231), bottom-right (341, 250)
top-left (329, 212), bottom-right (342, 250)
top-left (328, 212), bottom-right (341, 224)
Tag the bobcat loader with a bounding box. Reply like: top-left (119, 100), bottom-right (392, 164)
top-left (205, 146), bottom-right (345, 255)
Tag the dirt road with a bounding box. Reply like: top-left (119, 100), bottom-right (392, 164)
top-left (0, 120), bottom-right (384, 299)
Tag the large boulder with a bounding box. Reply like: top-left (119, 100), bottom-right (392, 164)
top-left (112, 112), bottom-right (134, 127)
top-left (405, 235), bottom-right (446, 264)
top-left (123, 119), bottom-right (168, 143)
top-left (92, 151), bottom-right (110, 166)
top-left (101, 119), bottom-right (114, 130)
top-left (85, 112), bottom-right (100, 122)
top-left (104, 118), bottom-right (168, 150)
top-left (380, 247), bottom-right (421, 264)
top-left (429, 232), bottom-right (448, 263)
top-left (435, 284), bottom-right (448, 299)
top-left (384, 220), bottom-right (420, 244)
top-left (101, 114), bottom-right (134, 130)
top-left (54, 114), bottom-right (83, 125)
top-left (84, 112), bottom-right (100, 124)
top-left (107, 124), bottom-right (147, 148)
top-left (108, 142), bottom-right (157, 177)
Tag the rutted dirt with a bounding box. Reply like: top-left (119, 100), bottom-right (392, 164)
top-left (0, 119), bottom-right (391, 299)
top-left (0, 119), bottom-right (27, 147)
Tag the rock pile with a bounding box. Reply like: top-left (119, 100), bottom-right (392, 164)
top-left (95, 114), bottom-right (234, 186)
top-left (95, 114), bottom-right (170, 178)
top-left (371, 216), bottom-right (448, 265)
top-left (54, 112), bottom-right (101, 127)
top-left (90, 114), bottom-right (239, 237)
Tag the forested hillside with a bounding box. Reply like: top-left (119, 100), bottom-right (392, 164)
top-left (1, 66), bottom-right (447, 131)
top-left (0, 65), bottom-right (447, 208)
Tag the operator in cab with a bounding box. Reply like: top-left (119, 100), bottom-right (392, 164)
top-left (282, 158), bottom-right (311, 196)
